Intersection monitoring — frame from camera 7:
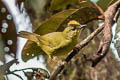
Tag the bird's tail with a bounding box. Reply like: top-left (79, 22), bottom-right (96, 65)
top-left (18, 31), bottom-right (40, 43)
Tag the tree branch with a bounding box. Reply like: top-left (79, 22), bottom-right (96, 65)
top-left (92, 0), bottom-right (120, 67)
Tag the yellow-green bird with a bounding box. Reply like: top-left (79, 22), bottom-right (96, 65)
top-left (18, 20), bottom-right (86, 59)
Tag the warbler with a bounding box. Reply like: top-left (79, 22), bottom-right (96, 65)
top-left (18, 20), bottom-right (86, 59)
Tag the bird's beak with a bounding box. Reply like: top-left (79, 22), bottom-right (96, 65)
top-left (80, 24), bottom-right (87, 28)
top-left (77, 24), bottom-right (87, 29)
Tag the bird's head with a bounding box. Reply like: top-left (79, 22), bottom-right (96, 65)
top-left (63, 20), bottom-right (86, 39)
top-left (68, 20), bottom-right (86, 30)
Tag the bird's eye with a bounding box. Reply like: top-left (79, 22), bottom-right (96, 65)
top-left (69, 24), bottom-right (80, 30)
top-left (72, 27), bottom-right (76, 30)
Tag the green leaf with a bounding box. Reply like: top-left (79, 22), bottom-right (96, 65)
top-left (97, 0), bottom-right (117, 11)
top-left (22, 7), bottom-right (100, 61)
top-left (50, 0), bottom-right (78, 11)
top-left (50, 0), bottom-right (99, 11)
top-left (35, 9), bottom-right (77, 34)
top-left (78, 0), bottom-right (97, 8)
top-left (21, 41), bottom-right (45, 61)
top-left (57, 7), bottom-right (100, 31)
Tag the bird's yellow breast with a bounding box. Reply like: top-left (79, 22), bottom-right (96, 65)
top-left (52, 38), bottom-right (78, 57)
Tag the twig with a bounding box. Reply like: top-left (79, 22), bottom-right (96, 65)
top-left (49, 24), bottom-right (104, 80)
top-left (92, 0), bottom-right (120, 67)
top-left (8, 67), bottom-right (47, 73)
top-left (11, 73), bottom-right (24, 80)
top-left (9, 68), bottom-right (36, 73)
top-left (5, 75), bottom-right (9, 80)
top-left (92, 3), bottom-right (104, 19)
top-left (113, 8), bottom-right (120, 22)
top-left (7, 70), bottom-right (24, 80)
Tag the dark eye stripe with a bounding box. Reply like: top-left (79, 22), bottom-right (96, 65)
top-left (72, 27), bottom-right (76, 30)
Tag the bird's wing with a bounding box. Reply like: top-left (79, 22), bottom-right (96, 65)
top-left (41, 32), bottom-right (71, 49)
top-left (40, 32), bottom-right (62, 48)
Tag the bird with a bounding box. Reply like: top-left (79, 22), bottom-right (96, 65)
top-left (18, 20), bottom-right (86, 59)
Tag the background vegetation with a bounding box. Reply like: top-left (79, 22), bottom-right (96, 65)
top-left (0, 0), bottom-right (120, 80)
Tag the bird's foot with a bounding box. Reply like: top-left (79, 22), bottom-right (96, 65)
top-left (48, 56), bottom-right (67, 66)
top-left (58, 60), bottom-right (67, 66)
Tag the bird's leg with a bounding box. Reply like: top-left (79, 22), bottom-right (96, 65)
top-left (48, 55), bottom-right (58, 62)
top-left (48, 56), bottom-right (59, 65)
top-left (57, 59), bottom-right (67, 66)
top-left (52, 56), bottom-right (58, 62)
top-left (48, 55), bottom-right (53, 60)
top-left (49, 56), bottom-right (67, 66)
